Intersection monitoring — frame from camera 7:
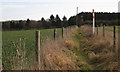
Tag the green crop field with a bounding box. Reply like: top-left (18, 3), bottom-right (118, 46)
top-left (2, 28), bottom-right (63, 70)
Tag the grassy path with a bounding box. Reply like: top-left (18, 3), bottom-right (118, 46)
top-left (72, 28), bottom-right (94, 70)
top-left (73, 48), bottom-right (94, 70)
top-left (73, 26), bottom-right (119, 70)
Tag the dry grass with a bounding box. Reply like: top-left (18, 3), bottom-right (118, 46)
top-left (80, 25), bottom-right (93, 39)
top-left (80, 25), bottom-right (119, 70)
top-left (103, 62), bottom-right (118, 70)
top-left (31, 26), bottom-right (81, 70)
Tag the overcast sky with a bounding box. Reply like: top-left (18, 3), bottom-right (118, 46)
top-left (0, 0), bottom-right (119, 21)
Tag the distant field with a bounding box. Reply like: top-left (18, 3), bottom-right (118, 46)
top-left (98, 26), bottom-right (120, 32)
top-left (2, 28), bottom-right (62, 69)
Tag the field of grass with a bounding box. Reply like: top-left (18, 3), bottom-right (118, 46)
top-left (2, 28), bottom-right (62, 70)
top-left (98, 26), bottom-right (120, 32)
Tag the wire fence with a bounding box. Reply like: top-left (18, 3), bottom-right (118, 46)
top-left (96, 25), bottom-right (119, 53)
top-left (2, 26), bottom-right (74, 70)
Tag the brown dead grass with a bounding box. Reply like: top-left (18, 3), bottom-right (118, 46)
top-left (31, 26), bottom-right (80, 70)
top-left (80, 25), bottom-right (119, 70)
top-left (103, 62), bottom-right (118, 70)
top-left (80, 25), bottom-right (93, 39)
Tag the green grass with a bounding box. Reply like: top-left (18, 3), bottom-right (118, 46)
top-left (98, 26), bottom-right (120, 32)
top-left (72, 28), bottom-right (92, 70)
top-left (2, 28), bottom-right (62, 70)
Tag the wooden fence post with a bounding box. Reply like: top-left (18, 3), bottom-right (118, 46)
top-left (54, 28), bottom-right (56, 40)
top-left (113, 25), bottom-right (116, 52)
top-left (66, 27), bottom-right (67, 36)
top-left (103, 25), bottom-right (104, 37)
top-left (70, 26), bottom-right (71, 31)
top-left (36, 31), bottom-right (40, 69)
top-left (97, 25), bottom-right (98, 35)
top-left (62, 27), bottom-right (64, 38)
top-left (69, 26), bottom-right (71, 33)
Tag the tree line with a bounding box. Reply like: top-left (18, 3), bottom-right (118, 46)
top-left (2, 14), bottom-right (68, 30)
top-left (2, 12), bottom-right (119, 30)
top-left (69, 12), bottom-right (119, 27)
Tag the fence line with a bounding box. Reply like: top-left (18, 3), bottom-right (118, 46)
top-left (3, 26), bottom-right (78, 69)
top-left (3, 26), bottom-right (72, 70)
top-left (95, 25), bottom-right (117, 53)
top-left (3, 25), bottom-right (118, 70)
